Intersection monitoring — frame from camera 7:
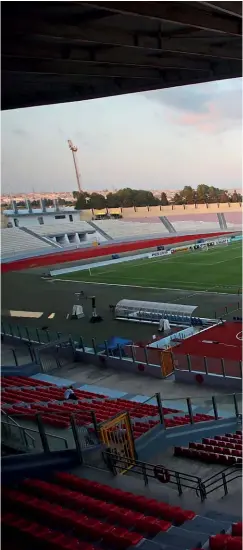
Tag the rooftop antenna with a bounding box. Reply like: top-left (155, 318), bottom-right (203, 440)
top-left (68, 140), bottom-right (82, 194)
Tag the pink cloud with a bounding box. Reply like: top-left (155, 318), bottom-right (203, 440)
top-left (168, 101), bottom-right (227, 133)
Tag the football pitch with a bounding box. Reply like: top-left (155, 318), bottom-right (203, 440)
top-left (59, 241), bottom-right (242, 294)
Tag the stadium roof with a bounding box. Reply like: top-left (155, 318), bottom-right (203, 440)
top-left (2, 1), bottom-right (242, 110)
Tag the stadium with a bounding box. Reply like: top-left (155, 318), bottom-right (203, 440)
top-left (1, 3), bottom-right (243, 550)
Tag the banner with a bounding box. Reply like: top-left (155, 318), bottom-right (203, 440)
top-left (171, 246), bottom-right (189, 254)
top-left (148, 250), bottom-right (171, 259)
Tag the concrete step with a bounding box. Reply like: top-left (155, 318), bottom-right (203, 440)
top-left (136, 540), bottom-right (183, 550)
top-left (180, 515), bottom-right (231, 535)
top-left (154, 526), bottom-right (208, 548)
top-left (205, 510), bottom-right (241, 524)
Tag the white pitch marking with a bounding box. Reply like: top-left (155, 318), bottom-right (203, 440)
top-left (9, 310), bottom-right (43, 318)
top-left (236, 331), bottom-right (243, 341)
top-left (48, 313), bottom-right (55, 319)
top-left (53, 278), bottom-right (241, 296)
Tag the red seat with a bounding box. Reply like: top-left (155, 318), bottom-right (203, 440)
top-left (232, 523), bottom-right (242, 536)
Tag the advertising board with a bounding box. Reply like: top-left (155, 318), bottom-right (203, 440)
top-left (171, 246), bottom-right (189, 254)
top-left (148, 250), bottom-right (171, 259)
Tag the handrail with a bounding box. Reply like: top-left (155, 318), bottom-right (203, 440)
top-left (102, 451), bottom-right (204, 500)
top-left (1, 408), bottom-right (35, 448)
top-left (202, 468), bottom-right (242, 498)
top-left (1, 420), bottom-right (68, 450)
top-left (22, 425), bottom-right (69, 449)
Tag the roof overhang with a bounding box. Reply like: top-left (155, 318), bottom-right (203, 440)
top-left (2, 1), bottom-right (242, 110)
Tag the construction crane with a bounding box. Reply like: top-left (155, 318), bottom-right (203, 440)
top-left (68, 140), bottom-right (82, 194)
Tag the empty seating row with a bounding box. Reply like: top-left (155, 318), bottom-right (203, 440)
top-left (20, 478), bottom-right (171, 535)
top-left (54, 472), bottom-right (196, 525)
top-left (2, 512), bottom-right (101, 550)
top-left (1, 228), bottom-right (54, 258)
top-left (189, 442), bottom-right (242, 457)
top-left (174, 431), bottom-right (242, 466)
top-left (3, 489), bottom-right (143, 549)
top-left (210, 533), bottom-right (242, 550)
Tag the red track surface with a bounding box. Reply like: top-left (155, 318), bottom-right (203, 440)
top-left (173, 322), bottom-right (242, 377)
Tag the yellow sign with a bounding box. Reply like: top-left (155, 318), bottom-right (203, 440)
top-left (99, 412), bottom-right (135, 474)
top-left (161, 349), bottom-right (174, 377)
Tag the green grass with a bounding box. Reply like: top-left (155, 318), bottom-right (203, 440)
top-left (59, 241), bottom-right (242, 293)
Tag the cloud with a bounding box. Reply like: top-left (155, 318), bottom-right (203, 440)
top-left (145, 80), bottom-right (242, 133)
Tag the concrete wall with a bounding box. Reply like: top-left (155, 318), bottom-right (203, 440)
top-left (174, 369), bottom-right (242, 391)
top-left (80, 203), bottom-right (242, 220)
top-left (75, 349), bottom-right (164, 379)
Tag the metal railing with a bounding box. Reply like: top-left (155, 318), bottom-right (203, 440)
top-left (102, 451), bottom-right (242, 502)
top-left (102, 451), bottom-right (205, 500)
top-left (1, 408), bottom-right (36, 450)
top-left (200, 465), bottom-right (242, 500)
top-left (1, 419), bottom-right (69, 452)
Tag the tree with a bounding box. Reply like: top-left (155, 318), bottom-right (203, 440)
top-left (75, 192), bottom-right (90, 210)
top-left (160, 192), bottom-right (169, 206)
top-left (219, 191), bottom-right (230, 203)
top-left (89, 193), bottom-right (107, 210)
top-left (172, 192), bottom-right (184, 205)
top-left (180, 186), bottom-right (196, 204)
top-left (231, 190), bottom-right (242, 203)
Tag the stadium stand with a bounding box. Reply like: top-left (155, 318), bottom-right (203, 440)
top-left (166, 213), bottom-right (220, 232)
top-left (1, 376), bottom-right (214, 433)
top-left (90, 220), bottom-right (170, 239)
top-left (1, 228), bottom-right (56, 259)
top-left (224, 212), bottom-right (242, 230)
top-left (29, 221), bottom-right (95, 237)
top-left (2, 473), bottom-right (242, 550)
top-left (174, 431), bottom-right (242, 466)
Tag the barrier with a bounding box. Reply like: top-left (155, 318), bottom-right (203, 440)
top-left (148, 250), bottom-right (171, 259)
top-left (2, 231), bottom-right (231, 273)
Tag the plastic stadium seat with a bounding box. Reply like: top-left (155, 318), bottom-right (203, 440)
top-left (210, 534), bottom-right (243, 550)
top-left (232, 523), bottom-right (242, 537)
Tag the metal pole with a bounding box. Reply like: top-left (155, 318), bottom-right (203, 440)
top-left (104, 340), bottom-right (109, 357)
top-left (144, 347), bottom-right (149, 365)
top-left (36, 414), bottom-right (50, 453)
top-left (12, 349), bottom-right (18, 366)
top-left (79, 336), bottom-right (85, 352)
top-left (239, 361), bottom-right (242, 378)
top-left (156, 393), bottom-right (166, 429)
top-left (9, 324), bottom-right (13, 337)
top-left (186, 354), bottom-right (192, 372)
top-left (90, 410), bottom-right (100, 442)
top-left (131, 345), bottom-right (135, 363)
top-left (126, 412), bottom-right (137, 461)
top-left (36, 328), bottom-right (41, 343)
top-left (186, 398), bottom-right (194, 424)
top-left (233, 394), bottom-right (239, 417)
top-left (92, 337), bottom-right (97, 355)
top-left (17, 325), bottom-right (21, 339)
top-left (46, 330), bottom-right (50, 342)
top-left (211, 396), bottom-right (219, 420)
top-left (203, 356), bottom-right (208, 375)
top-left (25, 327), bottom-right (30, 341)
top-left (221, 358), bottom-right (226, 377)
top-left (118, 344), bottom-right (123, 361)
top-left (70, 414), bottom-right (83, 464)
top-left (2, 323), bottom-right (5, 335)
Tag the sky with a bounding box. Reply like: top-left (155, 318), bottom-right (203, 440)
top-left (1, 77), bottom-right (242, 194)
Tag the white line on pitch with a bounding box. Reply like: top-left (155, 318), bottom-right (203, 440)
top-left (53, 278), bottom-right (240, 296)
top-left (48, 313), bottom-right (55, 319)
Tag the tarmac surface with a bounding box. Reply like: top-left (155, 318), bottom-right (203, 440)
top-left (2, 269), bottom-right (241, 347)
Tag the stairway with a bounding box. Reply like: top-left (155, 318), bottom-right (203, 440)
top-left (217, 212), bottom-right (228, 230)
top-left (88, 220), bottom-right (112, 240)
top-left (159, 216), bottom-right (176, 233)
